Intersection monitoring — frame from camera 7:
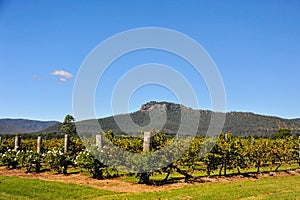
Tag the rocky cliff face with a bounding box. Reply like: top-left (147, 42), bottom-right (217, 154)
top-left (140, 101), bottom-right (188, 112)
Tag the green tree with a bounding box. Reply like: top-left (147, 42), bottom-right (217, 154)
top-left (272, 128), bottom-right (292, 139)
top-left (61, 115), bottom-right (77, 136)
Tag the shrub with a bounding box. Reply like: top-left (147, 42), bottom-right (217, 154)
top-left (18, 151), bottom-right (43, 173)
top-left (44, 148), bottom-right (73, 174)
top-left (75, 150), bottom-right (105, 179)
top-left (0, 149), bottom-right (19, 169)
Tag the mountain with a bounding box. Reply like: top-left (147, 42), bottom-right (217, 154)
top-left (0, 118), bottom-right (60, 135)
top-left (291, 118), bottom-right (300, 125)
top-left (9, 101), bottom-right (300, 137)
top-left (223, 112), bottom-right (300, 136)
top-left (41, 101), bottom-right (300, 137)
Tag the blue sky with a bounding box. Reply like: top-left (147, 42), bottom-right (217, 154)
top-left (0, 0), bottom-right (300, 121)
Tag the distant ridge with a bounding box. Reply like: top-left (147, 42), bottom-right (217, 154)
top-left (0, 118), bottom-right (60, 134)
top-left (96, 101), bottom-right (300, 136)
top-left (2, 101), bottom-right (300, 137)
top-left (291, 118), bottom-right (300, 125)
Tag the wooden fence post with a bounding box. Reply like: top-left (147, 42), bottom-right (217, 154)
top-left (298, 136), bottom-right (300, 167)
top-left (37, 136), bottom-right (43, 153)
top-left (143, 131), bottom-right (152, 151)
top-left (96, 134), bottom-right (103, 149)
top-left (64, 134), bottom-right (69, 153)
top-left (14, 135), bottom-right (21, 151)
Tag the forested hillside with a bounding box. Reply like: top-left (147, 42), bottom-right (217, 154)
top-left (0, 119), bottom-right (59, 134)
top-left (32, 101), bottom-right (300, 137)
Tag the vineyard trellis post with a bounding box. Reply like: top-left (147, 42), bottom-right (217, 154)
top-left (64, 134), bottom-right (69, 153)
top-left (96, 134), bottom-right (103, 149)
top-left (14, 135), bottom-right (21, 151)
top-left (143, 131), bottom-right (152, 151)
top-left (299, 136), bottom-right (300, 167)
top-left (37, 136), bottom-right (43, 153)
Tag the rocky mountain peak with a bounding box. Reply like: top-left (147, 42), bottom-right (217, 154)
top-left (140, 101), bottom-right (185, 112)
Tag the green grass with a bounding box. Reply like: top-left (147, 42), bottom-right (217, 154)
top-left (0, 176), bottom-right (118, 200)
top-left (0, 175), bottom-right (299, 200)
top-left (105, 176), bottom-right (300, 200)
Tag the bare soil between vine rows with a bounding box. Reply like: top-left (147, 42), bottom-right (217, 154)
top-left (0, 167), bottom-right (299, 193)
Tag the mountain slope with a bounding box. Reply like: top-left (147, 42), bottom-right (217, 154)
top-left (223, 112), bottom-right (299, 136)
top-left (0, 119), bottom-right (60, 134)
top-left (16, 101), bottom-right (300, 137)
top-left (97, 102), bottom-right (300, 136)
top-left (291, 118), bottom-right (300, 125)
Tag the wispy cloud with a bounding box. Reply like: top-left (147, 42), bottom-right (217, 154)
top-left (33, 74), bottom-right (42, 80)
top-left (51, 70), bottom-right (73, 78)
top-left (59, 77), bottom-right (67, 82)
top-left (50, 70), bottom-right (73, 83)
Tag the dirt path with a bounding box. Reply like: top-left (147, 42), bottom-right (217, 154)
top-left (0, 167), bottom-right (188, 192)
top-left (0, 167), bottom-right (299, 193)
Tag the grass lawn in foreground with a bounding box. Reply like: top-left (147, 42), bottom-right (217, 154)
top-left (0, 175), bottom-right (299, 200)
top-left (114, 176), bottom-right (300, 200)
top-left (0, 176), bottom-right (118, 200)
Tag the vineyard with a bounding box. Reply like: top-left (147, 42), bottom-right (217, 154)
top-left (0, 132), bottom-right (299, 184)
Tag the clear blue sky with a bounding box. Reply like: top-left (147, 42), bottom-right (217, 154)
top-left (0, 0), bottom-right (300, 121)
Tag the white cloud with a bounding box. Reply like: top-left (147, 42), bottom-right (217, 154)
top-left (59, 77), bottom-right (67, 82)
top-left (51, 70), bottom-right (73, 79)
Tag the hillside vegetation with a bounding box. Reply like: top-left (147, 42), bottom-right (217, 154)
top-left (0, 119), bottom-right (59, 135)
top-left (60, 102), bottom-right (300, 137)
top-left (2, 101), bottom-right (300, 137)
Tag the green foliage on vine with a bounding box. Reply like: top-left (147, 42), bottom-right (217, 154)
top-left (0, 131), bottom-right (299, 184)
